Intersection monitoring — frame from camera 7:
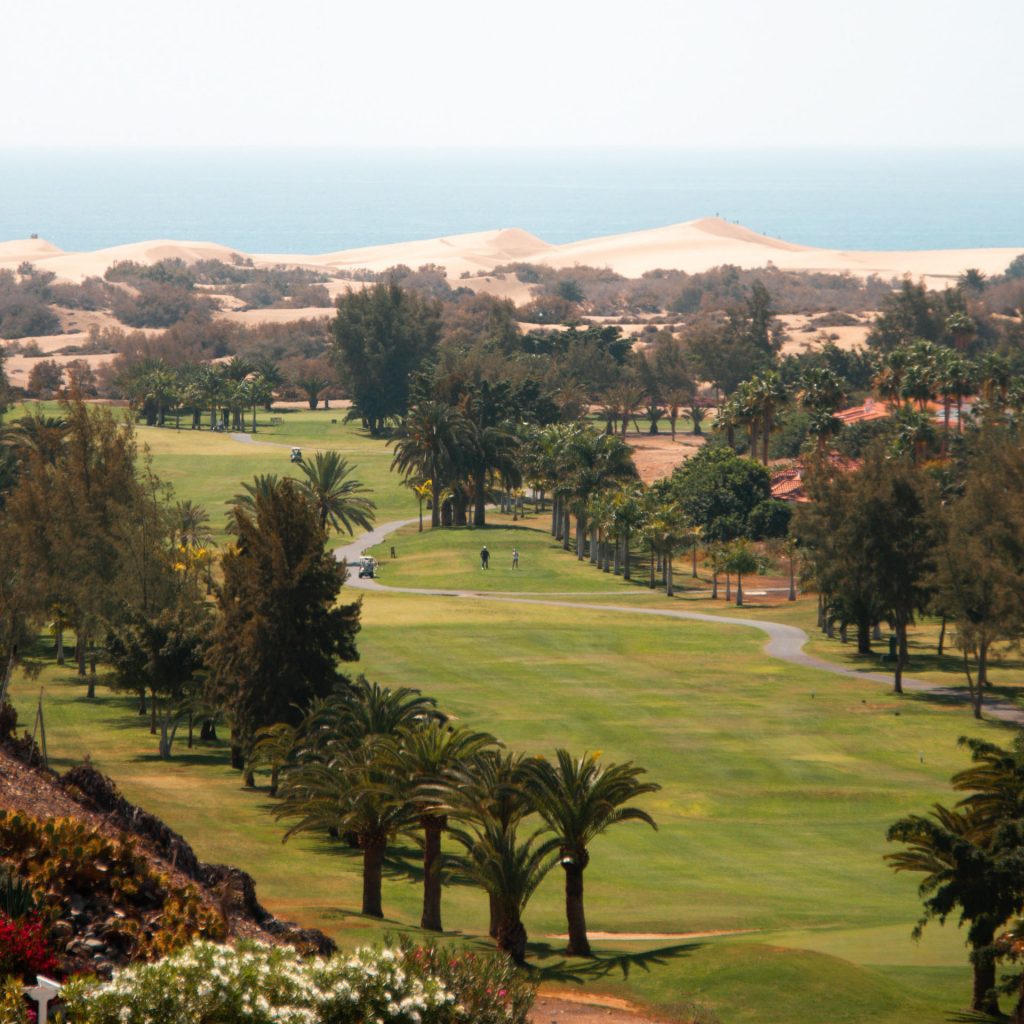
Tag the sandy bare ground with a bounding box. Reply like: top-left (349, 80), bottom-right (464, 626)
top-left (3, 217), bottom-right (1020, 288)
top-left (532, 992), bottom-right (671, 1024)
top-left (626, 433), bottom-right (704, 482)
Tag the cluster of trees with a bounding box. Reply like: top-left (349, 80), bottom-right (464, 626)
top-left (887, 733), bottom-right (1024, 1018)
top-left (522, 431), bottom-right (785, 601)
top-left (0, 264), bottom-right (61, 339)
top-left (796, 428), bottom-right (1024, 712)
top-left (253, 677), bottom-right (658, 963)
top-left (0, 399), bottom-right (374, 768)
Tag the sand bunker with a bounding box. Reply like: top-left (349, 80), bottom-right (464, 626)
top-left (546, 928), bottom-right (755, 941)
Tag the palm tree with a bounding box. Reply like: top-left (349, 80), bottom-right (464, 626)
top-left (230, 474), bottom-right (281, 515)
top-left (297, 450), bottom-right (376, 535)
top-left (390, 402), bottom-right (470, 529)
top-left (466, 422), bottom-right (521, 527)
top-left (563, 430), bottom-right (638, 560)
top-left (527, 750), bottom-right (659, 957)
top-left (2, 412), bottom-right (69, 465)
top-left (723, 540), bottom-right (762, 607)
top-left (174, 500), bottom-right (211, 548)
top-left (406, 479), bottom-right (432, 533)
top-left (610, 486), bottom-right (645, 580)
top-left (249, 721), bottom-right (297, 797)
top-left (945, 311), bottom-right (976, 353)
top-left (434, 749), bottom-right (542, 938)
top-left (449, 815), bottom-right (557, 964)
top-left (381, 721), bottom-right (497, 931)
top-left (748, 370), bottom-right (789, 464)
top-left (886, 804), bottom-right (1014, 1016)
top-left (321, 676), bottom-right (445, 749)
top-left (276, 741), bottom-right (416, 918)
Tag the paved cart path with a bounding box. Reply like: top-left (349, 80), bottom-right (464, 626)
top-left (335, 519), bottom-right (1023, 726)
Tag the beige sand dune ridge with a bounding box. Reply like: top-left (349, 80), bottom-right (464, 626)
top-left (1, 217), bottom-right (1021, 289)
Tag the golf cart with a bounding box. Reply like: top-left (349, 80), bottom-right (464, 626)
top-left (356, 556), bottom-right (377, 579)
top-left (289, 447), bottom-right (303, 464)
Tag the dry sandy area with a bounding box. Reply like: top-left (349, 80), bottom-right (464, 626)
top-left (3, 217), bottom-right (1019, 291)
top-left (627, 432), bottom-right (704, 482)
top-left (777, 313), bottom-right (873, 355)
top-left (532, 993), bottom-right (669, 1024)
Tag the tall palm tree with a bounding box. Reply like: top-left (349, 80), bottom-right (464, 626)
top-left (527, 750), bottom-right (659, 957)
top-left (434, 749), bottom-right (542, 938)
top-left (610, 485), bottom-right (645, 580)
top-left (297, 450), bottom-right (376, 535)
top-left (886, 803), bottom-right (1015, 1016)
top-left (381, 721), bottom-right (497, 931)
top-left (390, 402), bottom-right (470, 529)
top-left (448, 815), bottom-right (557, 964)
top-left (564, 430), bottom-right (638, 560)
top-left (276, 741), bottom-right (416, 918)
top-left (466, 421), bottom-right (521, 527)
top-left (749, 370), bottom-right (789, 464)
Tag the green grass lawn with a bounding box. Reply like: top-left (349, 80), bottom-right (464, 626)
top-left (9, 578), bottom-right (996, 1022)
top-left (4, 410), bottom-right (1004, 1021)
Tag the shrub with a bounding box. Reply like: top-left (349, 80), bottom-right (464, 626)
top-left (0, 913), bottom-right (58, 983)
top-left (63, 939), bottom-right (535, 1024)
top-left (0, 977), bottom-right (35, 1024)
top-left (0, 812), bottom-right (226, 962)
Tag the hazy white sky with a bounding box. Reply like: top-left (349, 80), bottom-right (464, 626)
top-left (3, 0), bottom-right (1022, 147)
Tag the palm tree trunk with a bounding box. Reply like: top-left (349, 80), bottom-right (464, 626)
top-left (692, 544), bottom-right (698, 578)
top-left (421, 817), bottom-right (444, 931)
top-left (613, 538), bottom-right (621, 575)
top-left (735, 573), bottom-right (743, 607)
top-left (563, 508), bottom-right (571, 551)
top-left (575, 515), bottom-right (586, 560)
top-left (55, 621), bottom-right (64, 665)
top-left (893, 619), bottom-right (908, 695)
top-left (496, 911), bottom-right (528, 965)
top-left (711, 572), bottom-right (718, 599)
top-left (473, 471), bottom-right (487, 527)
top-left (361, 835), bottom-right (386, 918)
top-left (725, 573), bottom-right (731, 602)
top-left (488, 892), bottom-right (500, 938)
top-left (551, 497), bottom-right (559, 537)
top-left (563, 863), bottom-right (591, 956)
top-left (937, 615), bottom-right (946, 656)
top-left (665, 554), bottom-right (674, 596)
top-left (623, 532), bottom-right (631, 580)
top-left (430, 459), bottom-right (441, 528)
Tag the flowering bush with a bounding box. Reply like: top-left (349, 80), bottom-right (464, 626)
top-left (0, 977), bottom-right (36, 1024)
top-left (0, 914), bottom-right (58, 984)
top-left (62, 939), bottom-right (535, 1024)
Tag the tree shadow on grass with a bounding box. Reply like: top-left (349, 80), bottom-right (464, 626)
top-left (526, 941), bottom-right (700, 986)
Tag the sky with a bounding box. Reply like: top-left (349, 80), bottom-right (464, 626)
top-left (3, 0), bottom-right (1023, 148)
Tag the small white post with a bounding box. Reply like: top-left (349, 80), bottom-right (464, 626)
top-left (23, 975), bottom-right (62, 1024)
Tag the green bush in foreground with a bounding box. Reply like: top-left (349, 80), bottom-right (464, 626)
top-left (62, 938), bottom-right (535, 1024)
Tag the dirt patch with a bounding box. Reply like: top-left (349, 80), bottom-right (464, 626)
top-left (532, 993), bottom-right (666, 1024)
top-left (625, 433), bottom-right (704, 483)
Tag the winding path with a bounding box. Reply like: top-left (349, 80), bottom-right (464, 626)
top-left (336, 519), bottom-right (1024, 726)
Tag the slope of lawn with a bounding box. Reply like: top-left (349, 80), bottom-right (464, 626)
top-left (8, 579), bottom-right (1000, 1022)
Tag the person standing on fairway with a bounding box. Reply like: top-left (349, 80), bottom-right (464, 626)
top-left (511, 548), bottom-right (519, 569)
top-left (480, 545), bottom-right (490, 569)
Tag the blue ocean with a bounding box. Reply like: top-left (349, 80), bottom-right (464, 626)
top-left (2, 147), bottom-right (1023, 255)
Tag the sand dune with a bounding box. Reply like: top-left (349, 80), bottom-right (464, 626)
top-left (1, 218), bottom-right (1021, 290)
